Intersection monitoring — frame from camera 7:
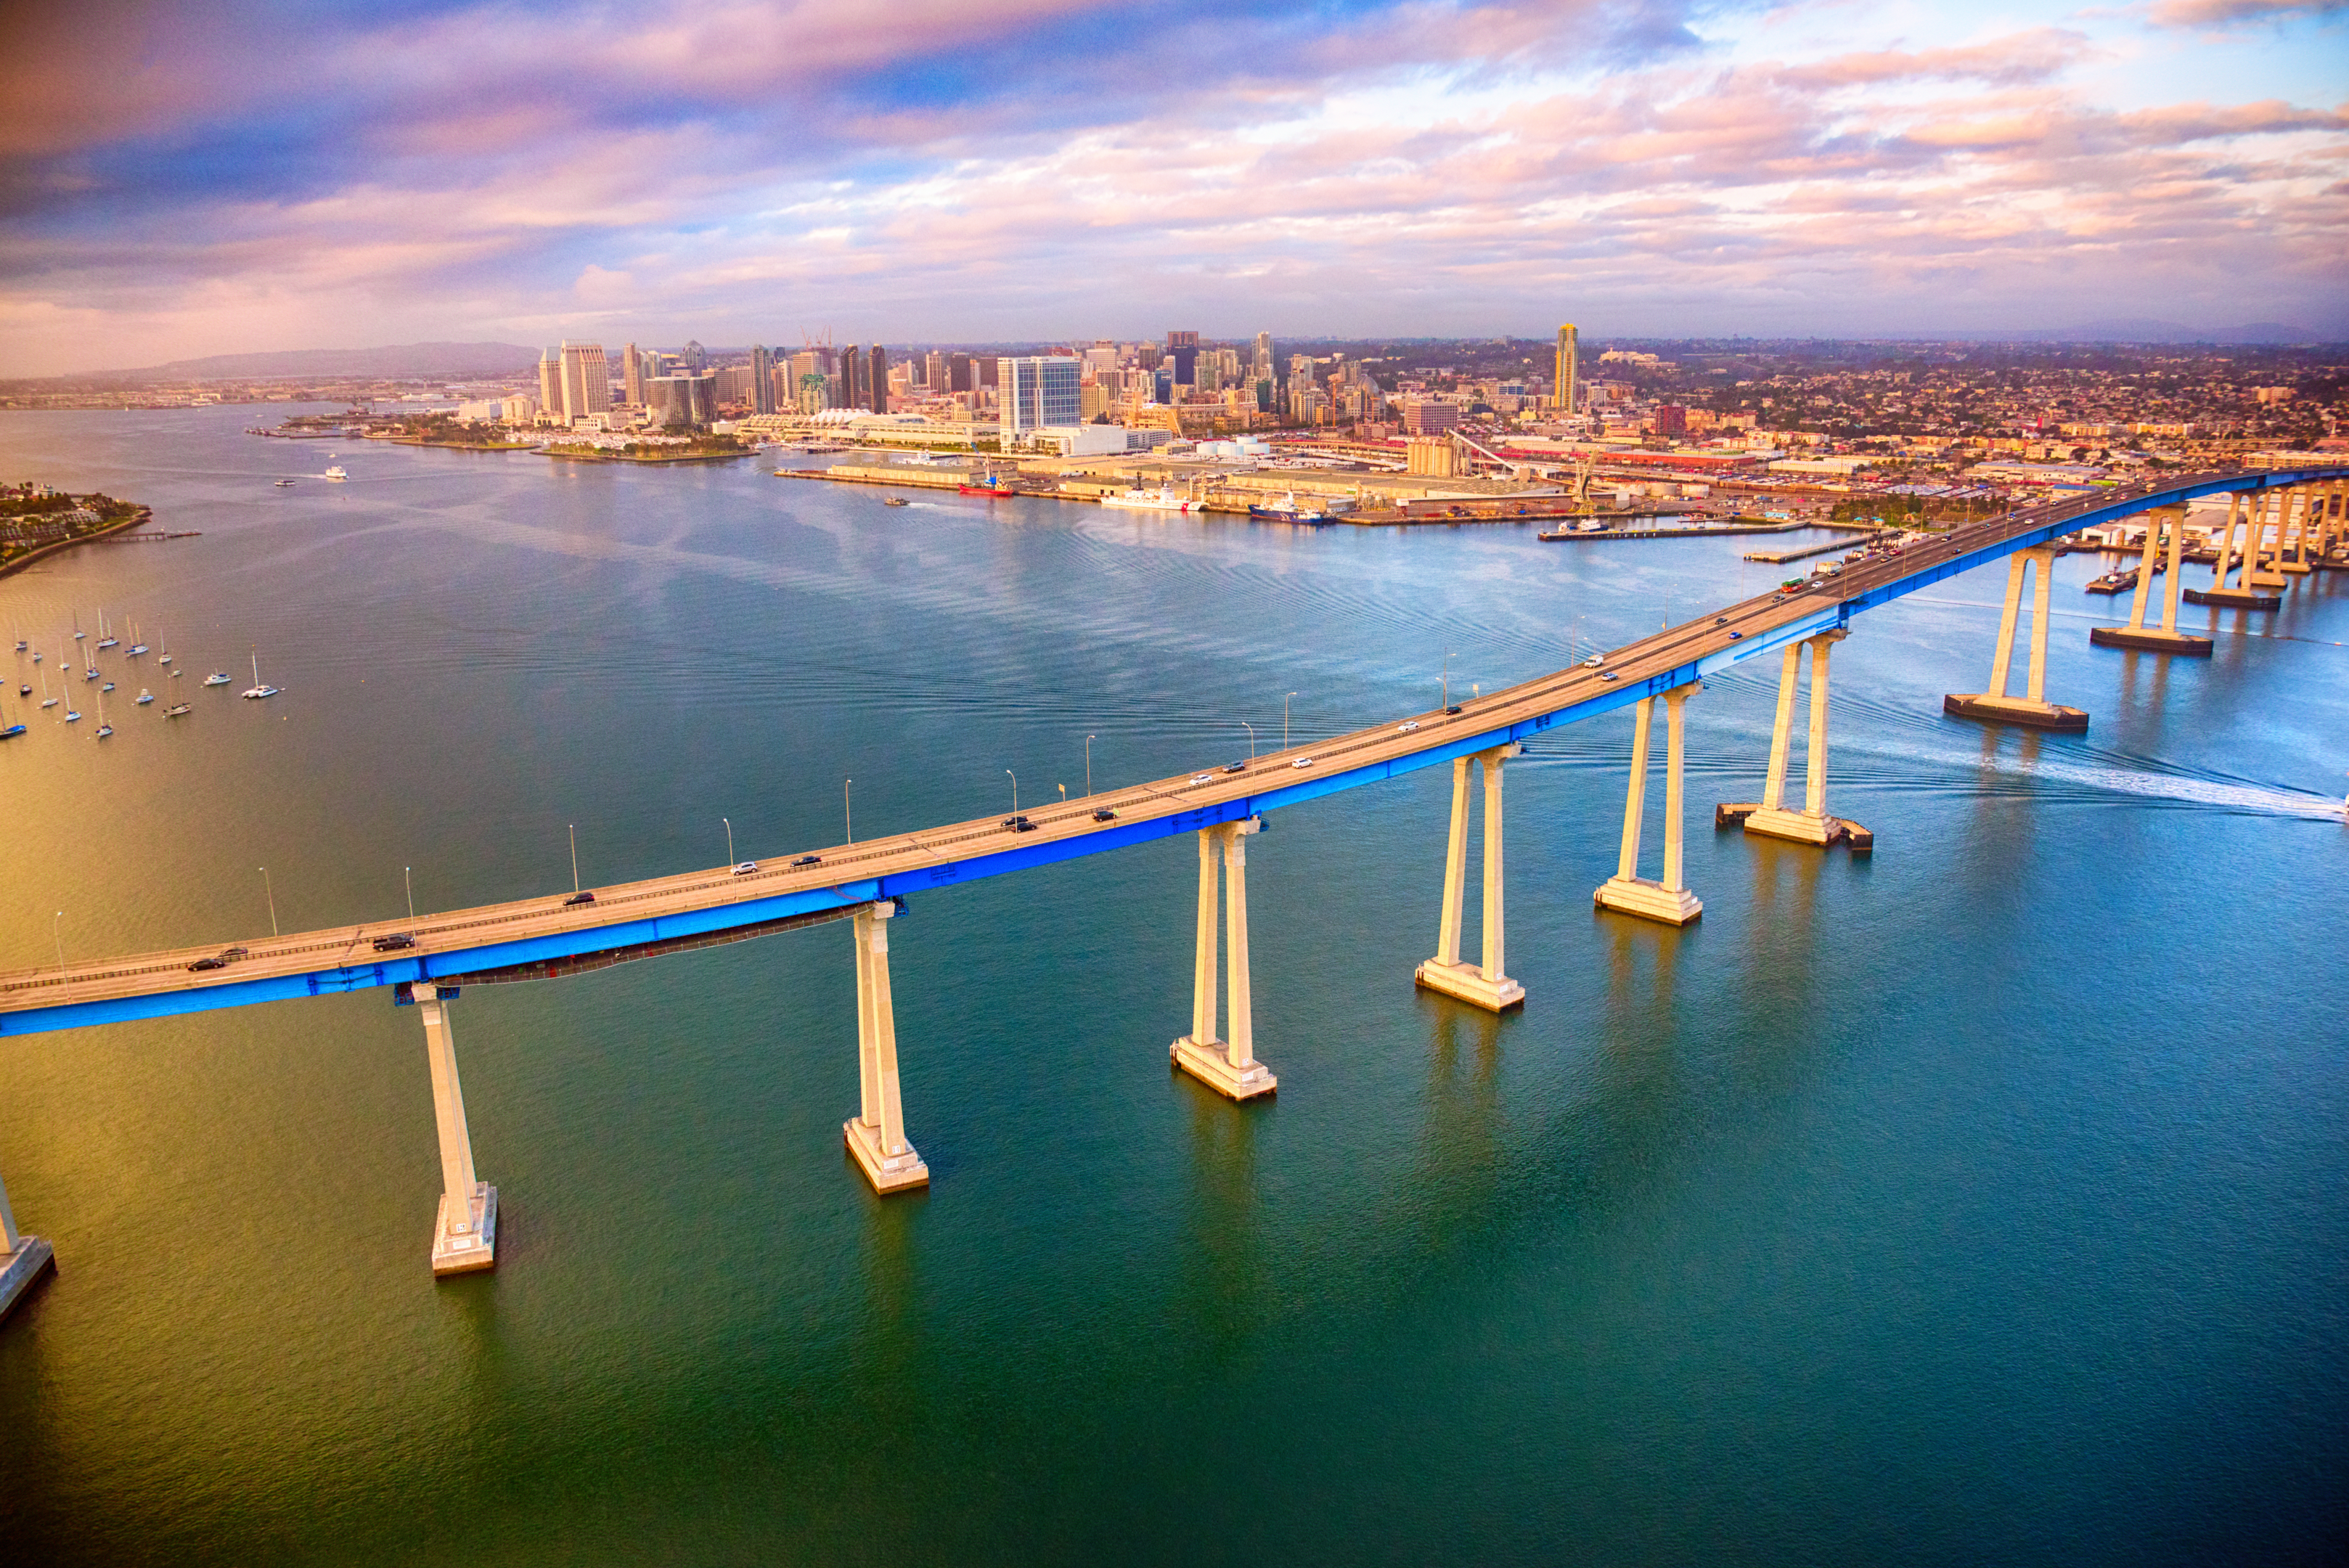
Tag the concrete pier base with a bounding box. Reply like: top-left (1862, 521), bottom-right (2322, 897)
top-left (2089, 626), bottom-right (2213, 656)
top-left (1593, 875), bottom-right (1702, 926)
top-left (1942, 693), bottom-right (2089, 732)
top-left (1413, 957), bottom-right (1525, 1011)
top-left (430, 1184), bottom-right (497, 1276)
top-left (2183, 587), bottom-right (2281, 610)
top-left (1170, 1034), bottom-right (1277, 1100)
top-left (0, 1236), bottom-right (56, 1323)
top-left (1717, 802), bottom-right (1873, 853)
top-left (844, 1117), bottom-right (930, 1192)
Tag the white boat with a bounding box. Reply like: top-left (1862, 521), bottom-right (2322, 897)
top-left (1098, 486), bottom-right (1195, 514)
top-left (128, 621), bottom-right (148, 656)
top-left (63, 707), bottom-right (80, 722)
top-left (38, 669), bottom-right (56, 709)
top-left (203, 671), bottom-right (232, 686)
top-left (275, 479), bottom-right (295, 487)
top-left (324, 466), bottom-right (348, 481)
top-left (95, 687), bottom-right (111, 738)
top-left (165, 703), bottom-right (191, 717)
top-left (101, 680), bottom-right (114, 692)
top-left (240, 651), bottom-right (281, 699)
top-left (97, 612), bottom-right (118, 649)
top-left (136, 688), bottom-right (155, 705)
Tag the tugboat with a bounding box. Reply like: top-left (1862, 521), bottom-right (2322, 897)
top-left (1247, 491), bottom-right (1338, 525)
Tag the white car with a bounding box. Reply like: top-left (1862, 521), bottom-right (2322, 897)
top-left (732, 861), bottom-right (759, 875)
top-left (1397, 720), bottom-right (1420, 733)
top-left (1189, 773), bottom-right (1214, 785)
top-left (1581, 654), bottom-right (1605, 669)
top-left (1291, 757), bottom-right (1315, 769)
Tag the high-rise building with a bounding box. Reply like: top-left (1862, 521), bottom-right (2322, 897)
top-left (1166, 330), bottom-right (1199, 390)
top-left (949, 354), bottom-right (975, 393)
top-left (558, 341), bottom-right (611, 423)
top-left (749, 345), bottom-right (776, 415)
top-left (1252, 332), bottom-right (1274, 382)
top-left (924, 351), bottom-right (947, 391)
top-left (680, 339), bottom-right (708, 374)
top-left (840, 346), bottom-right (865, 410)
top-left (538, 348), bottom-right (561, 413)
top-left (999, 356), bottom-right (1082, 444)
top-left (647, 373), bottom-right (715, 428)
top-left (1555, 324), bottom-right (1578, 415)
top-left (867, 345), bottom-right (888, 414)
top-left (622, 343), bottom-right (645, 406)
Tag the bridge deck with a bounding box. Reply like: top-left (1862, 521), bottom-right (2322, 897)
top-left (3, 466), bottom-right (2335, 1036)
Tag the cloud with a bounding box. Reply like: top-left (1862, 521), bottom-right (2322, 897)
top-left (1, 1), bottom-right (2345, 375)
top-left (2147, 0), bottom-right (2347, 28)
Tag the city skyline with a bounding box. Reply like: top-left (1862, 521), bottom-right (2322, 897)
top-left (3, 0), bottom-right (2345, 379)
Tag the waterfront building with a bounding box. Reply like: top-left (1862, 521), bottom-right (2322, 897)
top-left (999, 356), bottom-right (1082, 445)
top-left (867, 345), bottom-right (889, 414)
top-left (558, 342), bottom-right (612, 423)
top-left (537, 348), bottom-right (561, 414)
top-left (1555, 324), bottom-right (1580, 415)
top-left (623, 344), bottom-right (645, 407)
top-left (647, 372), bottom-right (716, 428)
top-left (749, 346), bottom-right (776, 415)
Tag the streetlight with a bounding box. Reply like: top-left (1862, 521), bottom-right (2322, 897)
top-left (1084, 735), bottom-right (1096, 798)
top-left (405, 866), bottom-right (415, 922)
top-left (568, 825), bottom-right (580, 894)
top-left (1442, 650), bottom-right (1452, 709)
top-left (1058, 783), bottom-right (1066, 804)
top-left (1006, 769), bottom-right (1018, 813)
top-left (53, 911), bottom-right (66, 999)
top-left (845, 778), bottom-right (854, 844)
top-left (1283, 692), bottom-right (1298, 751)
top-left (1239, 720), bottom-right (1255, 759)
top-left (258, 867), bottom-right (278, 937)
top-left (723, 817), bottom-right (735, 865)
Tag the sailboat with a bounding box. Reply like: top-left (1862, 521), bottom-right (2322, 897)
top-left (97, 611), bottom-right (118, 650)
top-left (38, 667), bottom-right (57, 709)
top-left (73, 613), bottom-right (85, 640)
top-left (165, 701), bottom-right (192, 717)
top-left (95, 685), bottom-right (112, 738)
top-left (128, 621), bottom-right (148, 656)
top-left (136, 687), bottom-right (155, 705)
top-left (240, 651), bottom-right (281, 699)
top-left (158, 632), bottom-right (173, 666)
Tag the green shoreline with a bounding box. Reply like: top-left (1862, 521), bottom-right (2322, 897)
top-left (539, 448), bottom-right (756, 465)
top-left (0, 505), bottom-right (153, 581)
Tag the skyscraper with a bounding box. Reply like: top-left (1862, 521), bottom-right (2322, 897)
top-left (680, 339), bottom-right (708, 374)
top-left (1555, 324), bottom-right (1578, 415)
top-left (1252, 332), bottom-right (1274, 382)
top-left (841, 346), bottom-right (865, 410)
top-left (538, 348), bottom-right (560, 415)
top-left (622, 343), bottom-right (644, 406)
top-left (999, 356), bottom-right (1081, 444)
top-left (1166, 330), bottom-right (1199, 390)
top-left (924, 351), bottom-right (947, 391)
top-left (558, 341), bottom-right (611, 422)
top-left (867, 345), bottom-right (888, 413)
top-left (749, 344), bottom-right (776, 415)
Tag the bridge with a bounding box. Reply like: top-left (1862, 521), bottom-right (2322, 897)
top-left (3, 465), bottom-right (2342, 1310)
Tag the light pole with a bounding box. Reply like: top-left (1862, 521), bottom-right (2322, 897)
top-left (723, 817), bottom-right (735, 865)
top-left (569, 825), bottom-right (580, 893)
top-left (1006, 769), bottom-right (1018, 813)
top-left (1085, 735), bottom-right (1095, 798)
top-left (1240, 720), bottom-right (1255, 759)
top-left (259, 867), bottom-right (278, 937)
top-left (1284, 692), bottom-right (1297, 750)
top-left (405, 866), bottom-right (414, 922)
top-left (845, 778), bottom-right (853, 844)
top-left (1058, 783), bottom-right (1066, 804)
top-left (53, 911), bottom-right (65, 998)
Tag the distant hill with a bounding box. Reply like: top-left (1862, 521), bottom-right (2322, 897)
top-left (1990, 320), bottom-right (2325, 346)
top-left (94, 341), bottom-right (541, 382)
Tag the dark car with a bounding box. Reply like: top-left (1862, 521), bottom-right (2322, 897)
top-left (187, 956), bottom-right (229, 972)
top-left (564, 890), bottom-right (596, 907)
top-left (1092, 808), bottom-right (1117, 822)
top-left (1445, 704), bottom-right (1462, 715)
top-left (372, 933), bottom-right (416, 952)
top-left (791, 853), bottom-right (822, 867)
top-left (1727, 631), bottom-right (1744, 640)
top-left (1002, 815), bottom-right (1037, 833)
top-left (1223, 760), bottom-right (1246, 773)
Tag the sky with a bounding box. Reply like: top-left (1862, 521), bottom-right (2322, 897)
top-left (1, 0), bottom-right (2344, 376)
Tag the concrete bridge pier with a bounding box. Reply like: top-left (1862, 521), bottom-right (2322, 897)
top-left (0, 1165), bottom-right (57, 1326)
top-left (1945, 547), bottom-right (2088, 732)
top-left (1415, 743), bottom-right (1526, 1010)
top-left (2276, 486), bottom-right (2314, 575)
top-left (413, 986), bottom-right (497, 1275)
top-left (1172, 818), bottom-right (1276, 1099)
top-left (2249, 490), bottom-right (2292, 589)
top-left (2092, 505), bottom-right (2212, 656)
top-left (1718, 630), bottom-right (1871, 850)
top-left (845, 900), bottom-right (928, 1193)
top-left (2189, 492), bottom-right (2283, 610)
top-left (1594, 682), bottom-right (1704, 926)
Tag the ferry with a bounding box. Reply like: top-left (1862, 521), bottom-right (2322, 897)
top-left (1100, 486), bottom-right (1194, 514)
top-left (324, 466), bottom-right (348, 481)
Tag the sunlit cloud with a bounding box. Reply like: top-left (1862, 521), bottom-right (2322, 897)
top-left (0, 0), bottom-right (2342, 375)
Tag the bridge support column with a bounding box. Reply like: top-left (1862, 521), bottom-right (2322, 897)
top-left (2249, 490), bottom-right (2292, 588)
top-left (415, 987), bottom-right (497, 1275)
top-left (2189, 491), bottom-right (2282, 609)
top-left (2092, 506), bottom-right (2211, 656)
top-left (1172, 819), bottom-right (1276, 1099)
top-left (1415, 743), bottom-right (1526, 1010)
top-left (2274, 487), bottom-right (2313, 576)
top-left (0, 1165), bottom-right (56, 1326)
top-left (845, 900), bottom-right (928, 1193)
top-left (1722, 630), bottom-right (1870, 849)
top-left (1945, 547), bottom-right (2088, 731)
top-left (1594, 683), bottom-right (1703, 926)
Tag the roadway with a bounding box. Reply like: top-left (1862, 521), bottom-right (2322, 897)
top-left (4, 463), bottom-right (2338, 1037)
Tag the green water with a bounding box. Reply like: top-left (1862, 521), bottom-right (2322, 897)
top-left (1, 409), bottom-right (2344, 1564)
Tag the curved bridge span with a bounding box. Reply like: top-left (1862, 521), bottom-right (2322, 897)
top-left (1, 463), bottom-right (2340, 1040)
